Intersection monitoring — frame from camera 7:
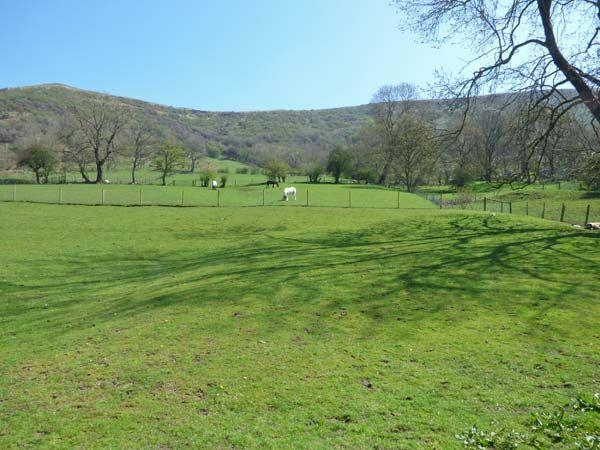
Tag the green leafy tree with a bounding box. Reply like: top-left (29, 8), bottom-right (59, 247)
top-left (264, 158), bottom-right (289, 182)
top-left (326, 145), bottom-right (352, 183)
top-left (17, 145), bottom-right (56, 184)
top-left (153, 142), bottom-right (185, 186)
top-left (198, 162), bottom-right (217, 187)
top-left (305, 164), bottom-right (324, 183)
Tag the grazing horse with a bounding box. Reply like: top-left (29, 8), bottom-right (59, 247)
top-left (266, 180), bottom-right (279, 188)
top-left (283, 187), bottom-right (297, 201)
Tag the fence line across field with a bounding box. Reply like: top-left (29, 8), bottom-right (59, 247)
top-left (424, 192), bottom-right (597, 227)
top-left (2, 185), bottom-right (598, 226)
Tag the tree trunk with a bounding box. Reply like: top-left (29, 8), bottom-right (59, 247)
top-left (34, 170), bottom-right (41, 184)
top-left (538, 0), bottom-right (600, 123)
top-left (162, 172), bottom-right (166, 186)
top-left (131, 158), bottom-right (138, 184)
top-left (95, 162), bottom-right (105, 184)
top-left (79, 164), bottom-right (91, 183)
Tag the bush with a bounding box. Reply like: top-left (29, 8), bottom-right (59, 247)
top-left (450, 167), bottom-right (474, 188)
top-left (356, 167), bottom-right (378, 184)
top-left (220, 175), bottom-right (228, 188)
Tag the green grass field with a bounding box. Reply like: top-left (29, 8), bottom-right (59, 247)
top-left (1, 197), bottom-right (598, 448)
top-left (0, 183), bottom-right (433, 209)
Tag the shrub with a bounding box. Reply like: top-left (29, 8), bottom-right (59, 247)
top-left (450, 167), bottom-right (474, 188)
top-left (220, 175), bottom-right (228, 188)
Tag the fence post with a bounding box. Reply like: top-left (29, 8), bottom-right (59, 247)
top-left (541, 202), bottom-right (546, 219)
top-left (217, 189), bottom-right (220, 207)
top-left (560, 203), bottom-right (566, 222)
top-left (140, 189), bottom-right (143, 206)
top-left (509, 201), bottom-right (512, 214)
top-left (12, 184), bottom-right (16, 201)
top-left (59, 187), bottom-right (63, 204)
top-left (102, 189), bottom-right (105, 205)
top-left (181, 189), bottom-right (185, 206)
top-left (397, 191), bottom-right (400, 209)
top-left (262, 189), bottom-right (265, 206)
top-left (526, 202), bottom-right (529, 216)
top-left (483, 197), bottom-right (487, 212)
top-left (439, 193), bottom-right (443, 209)
top-left (306, 189), bottom-right (309, 207)
top-left (349, 191), bottom-right (352, 208)
top-left (558, 181), bottom-right (561, 190)
top-left (584, 204), bottom-right (590, 225)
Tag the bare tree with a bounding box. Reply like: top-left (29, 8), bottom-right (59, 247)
top-left (128, 123), bottom-right (157, 184)
top-left (370, 83), bottom-right (420, 184)
top-left (63, 100), bottom-right (129, 183)
top-left (393, 0), bottom-right (600, 179)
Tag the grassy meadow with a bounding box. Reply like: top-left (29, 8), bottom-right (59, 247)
top-left (0, 198), bottom-right (599, 448)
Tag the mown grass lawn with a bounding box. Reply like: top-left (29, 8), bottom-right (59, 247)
top-left (0, 202), bottom-right (598, 448)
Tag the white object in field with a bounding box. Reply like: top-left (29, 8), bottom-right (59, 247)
top-left (211, 180), bottom-right (218, 189)
top-left (283, 187), bottom-right (297, 201)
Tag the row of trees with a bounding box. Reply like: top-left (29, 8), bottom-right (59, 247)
top-left (15, 99), bottom-right (228, 186)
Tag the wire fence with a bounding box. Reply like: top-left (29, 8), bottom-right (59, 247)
top-left (421, 192), bottom-right (600, 226)
top-left (0, 184), bottom-right (437, 210)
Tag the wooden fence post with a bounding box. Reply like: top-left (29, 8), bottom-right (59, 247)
top-left (509, 201), bottom-right (512, 214)
top-left (262, 189), bottom-right (265, 206)
top-left (560, 203), bottom-right (566, 222)
top-left (306, 189), bottom-right (309, 207)
top-left (217, 189), bottom-right (220, 207)
top-left (102, 189), bottom-right (105, 205)
top-left (59, 187), bottom-right (63, 204)
top-left (541, 202), bottom-right (546, 219)
top-left (181, 189), bottom-right (185, 206)
top-left (526, 202), bottom-right (529, 216)
top-left (439, 193), bottom-right (443, 209)
top-left (483, 197), bottom-right (487, 211)
top-left (585, 204), bottom-right (590, 225)
top-left (397, 191), bottom-right (400, 209)
top-left (12, 184), bottom-right (16, 201)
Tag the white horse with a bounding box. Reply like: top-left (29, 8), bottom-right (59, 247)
top-left (283, 187), bottom-right (297, 201)
top-left (211, 180), bottom-right (218, 189)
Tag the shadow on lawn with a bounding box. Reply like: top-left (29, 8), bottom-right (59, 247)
top-left (4, 214), bottom-right (599, 341)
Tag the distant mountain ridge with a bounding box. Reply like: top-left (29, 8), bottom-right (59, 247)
top-left (0, 83), bottom-right (558, 165)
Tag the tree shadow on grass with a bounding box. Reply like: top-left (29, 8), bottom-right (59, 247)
top-left (2, 214), bottom-right (598, 344)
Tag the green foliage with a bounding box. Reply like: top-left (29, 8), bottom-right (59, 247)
top-left (581, 153), bottom-right (600, 191)
top-left (206, 142), bottom-right (222, 159)
top-left (451, 167), bottom-right (475, 188)
top-left (264, 158), bottom-right (289, 182)
top-left (152, 142), bottom-right (185, 186)
top-left (326, 145), bottom-right (352, 183)
top-left (198, 162), bottom-right (217, 187)
top-left (220, 174), bottom-right (228, 188)
top-left (17, 145), bottom-right (56, 184)
top-left (305, 164), bottom-right (324, 183)
top-left (235, 167), bottom-right (249, 174)
top-left (356, 167), bottom-right (379, 184)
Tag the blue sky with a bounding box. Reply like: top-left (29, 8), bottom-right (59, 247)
top-left (1, 0), bottom-right (464, 111)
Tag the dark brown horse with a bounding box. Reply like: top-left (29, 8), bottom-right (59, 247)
top-left (266, 180), bottom-right (280, 188)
